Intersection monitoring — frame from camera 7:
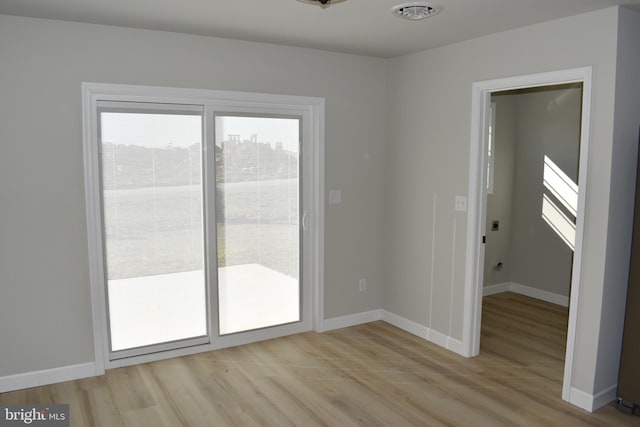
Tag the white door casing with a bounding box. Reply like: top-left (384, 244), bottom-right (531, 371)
top-left (463, 67), bottom-right (592, 404)
top-left (82, 82), bottom-right (325, 371)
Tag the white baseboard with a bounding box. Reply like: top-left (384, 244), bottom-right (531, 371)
top-left (592, 384), bottom-right (618, 411)
top-left (426, 328), bottom-right (466, 356)
top-left (380, 310), bottom-right (466, 357)
top-left (567, 384), bottom-right (617, 412)
top-left (0, 362), bottom-right (97, 393)
top-left (426, 328), bottom-right (449, 348)
top-left (483, 282), bottom-right (511, 296)
top-left (381, 310), bottom-right (429, 338)
top-left (327, 308), bottom-right (467, 358)
top-left (568, 387), bottom-right (594, 412)
top-left (0, 310), bottom-right (461, 394)
top-left (484, 282), bottom-right (569, 307)
top-left (446, 336), bottom-right (466, 355)
top-left (322, 309), bottom-right (382, 332)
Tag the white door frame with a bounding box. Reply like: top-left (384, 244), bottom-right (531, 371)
top-left (82, 82), bottom-right (325, 372)
top-left (462, 67), bottom-right (592, 403)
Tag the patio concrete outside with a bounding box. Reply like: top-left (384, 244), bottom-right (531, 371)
top-left (108, 264), bottom-right (299, 351)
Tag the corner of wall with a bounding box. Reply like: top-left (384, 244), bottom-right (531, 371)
top-left (593, 2), bottom-right (640, 392)
top-left (567, 384), bottom-right (617, 413)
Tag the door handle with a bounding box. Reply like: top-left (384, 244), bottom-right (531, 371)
top-left (302, 211), bottom-right (309, 231)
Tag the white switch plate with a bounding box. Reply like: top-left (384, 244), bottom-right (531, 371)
top-left (455, 196), bottom-right (467, 212)
top-left (329, 190), bottom-right (342, 205)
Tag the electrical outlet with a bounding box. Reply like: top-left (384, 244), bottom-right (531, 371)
top-left (455, 196), bottom-right (467, 212)
top-left (358, 278), bottom-right (367, 292)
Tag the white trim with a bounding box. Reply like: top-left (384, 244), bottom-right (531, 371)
top-left (425, 327), bottom-right (466, 356)
top-left (448, 219), bottom-right (458, 337)
top-left (81, 85), bottom-right (107, 376)
top-left (382, 310), bottom-right (429, 338)
top-left (322, 310), bottom-right (382, 332)
top-left (464, 67), bottom-right (593, 408)
top-left (486, 102), bottom-right (497, 195)
top-left (483, 282), bottom-right (569, 307)
top-left (107, 321), bottom-right (312, 369)
top-left (482, 282), bottom-right (511, 296)
top-left (0, 310), bottom-right (467, 392)
top-left (81, 82), bottom-right (325, 371)
top-left (563, 67), bottom-right (592, 404)
top-left (463, 83), bottom-right (491, 358)
top-left (426, 328), bottom-right (449, 348)
top-left (81, 82), bottom-right (324, 109)
top-left (0, 363), bottom-right (97, 393)
top-left (567, 384), bottom-right (617, 413)
top-left (323, 308), bottom-right (464, 357)
top-left (428, 194), bottom-right (437, 329)
top-left (568, 387), bottom-right (595, 412)
top-left (510, 283), bottom-right (569, 307)
top-left (447, 337), bottom-right (466, 355)
top-left (591, 384), bottom-right (618, 412)
top-left (380, 310), bottom-right (466, 356)
top-left (312, 101), bottom-right (326, 333)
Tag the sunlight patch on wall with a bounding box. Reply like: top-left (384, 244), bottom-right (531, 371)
top-left (543, 155), bottom-right (578, 216)
top-left (542, 194), bottom-right (576, 250)
top-left (542, 155), bottom-right (577, 251)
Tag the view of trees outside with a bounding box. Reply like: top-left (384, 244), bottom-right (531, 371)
top-left (102, 140), bottom-right (204, 280)
top-left (215, 116), bottom-right (299, 282)
top-left (101, 113), bottom-right (299, 282)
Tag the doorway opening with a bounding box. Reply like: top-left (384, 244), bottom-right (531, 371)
top-left (481, 83), bottom-right (583, 399)
top-left (463, 67), bottom-right (593, 405)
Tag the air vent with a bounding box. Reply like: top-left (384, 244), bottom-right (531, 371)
top-left (297, 0), bottom-right (347, 8)
top-left (392, 2), bottom-right (441, 20)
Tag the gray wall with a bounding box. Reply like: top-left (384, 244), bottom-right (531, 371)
top-left (510, 86), bottom-right (581, 297)
top-left (484, 86), bottom-right (582, 298)
top-left (484, 95), bottom-right (517, 286)
top-left (595, 6), bottom-right (640, 393)
top-left (0, 15), bottom-right (388, 376)
top-left (1, 5), bottom-right (639, 406)
top-left (386, 6), bottom-right (628, 397)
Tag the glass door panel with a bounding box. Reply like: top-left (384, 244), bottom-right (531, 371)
top-left (215, 115), bottom-right (301, 335)
top-left (99, 106), bottom-right (207, 355)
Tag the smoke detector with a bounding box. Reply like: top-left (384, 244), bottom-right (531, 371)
top-left (392, 2), bottom-right (442, 20)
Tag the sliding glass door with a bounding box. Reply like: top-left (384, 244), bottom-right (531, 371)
top-left (99, 103), bottom-right (208, 358)
top-left (214, 115), bottom-right (301, 335)
top-left (95, 99), bottom-right (307, 361)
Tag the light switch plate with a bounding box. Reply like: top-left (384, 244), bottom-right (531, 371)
top-left (455, 196), bottom-right (467, 212)
top-left (329, 190), bottom-right (342, 205)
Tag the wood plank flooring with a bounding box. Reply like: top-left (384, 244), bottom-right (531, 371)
top-left (2, 292), bottom-right (638, 426)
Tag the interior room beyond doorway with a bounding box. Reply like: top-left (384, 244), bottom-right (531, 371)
top-left (481, 83), bottom-right (583, 397)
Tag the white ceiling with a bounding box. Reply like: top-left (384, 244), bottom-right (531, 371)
top-left (1, 0), bottom-right (640, 57)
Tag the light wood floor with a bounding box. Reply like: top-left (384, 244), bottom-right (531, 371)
top-left (2, 292), bottom-right (638, 426)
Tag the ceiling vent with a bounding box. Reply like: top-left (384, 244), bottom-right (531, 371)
top-left (297, 0), bottom-right (347, 8)
top-left (392, 2), bottom-right (442, 20)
